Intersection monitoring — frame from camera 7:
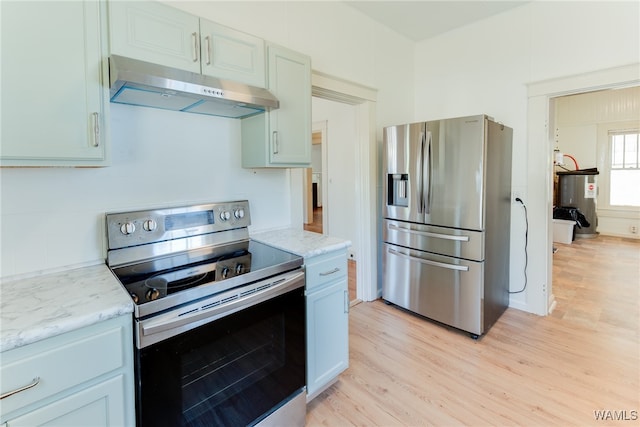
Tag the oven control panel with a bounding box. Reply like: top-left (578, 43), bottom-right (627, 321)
top-left (106, 200), bottom-right (251, 250)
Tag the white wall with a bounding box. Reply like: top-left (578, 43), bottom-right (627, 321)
top-left (0, 1), bottom-right (415, 279)
top-left (413, 1), bottom-right (640, 314)
top-left (0, 105), bottom-right (289, 277)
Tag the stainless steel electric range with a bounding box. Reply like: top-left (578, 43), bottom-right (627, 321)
top-left (105, 200), bottom-right (306, 427)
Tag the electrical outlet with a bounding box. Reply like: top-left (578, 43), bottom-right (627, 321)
top-left (512, 190), bottom-right (524, 204)
top-left (630, 225), bottom-right (638, 234)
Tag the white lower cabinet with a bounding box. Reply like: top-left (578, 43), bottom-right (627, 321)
top-left (305, 250), bottom-right (349, 401)
top-left (5, 376), bottom-right (126, 427)
top-left (0, 316), bottom-right (134, 426)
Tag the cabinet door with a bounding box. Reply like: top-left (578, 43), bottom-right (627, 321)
top-left (108, 1), bottom-right (200, 73)
top-left (306, 279), bottom-right (349, 398)
top-left (199, 20), bottom-right (265, 88)
top-left (0, 1), bottom-right (108, 166)
top-left (6, 376), bottom-right (127, 427)
top-left (268, 44), bottom-right (312, 166)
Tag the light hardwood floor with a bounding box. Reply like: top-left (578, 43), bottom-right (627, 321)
top-left (304, 207), bottom-right (323, 234)
top-left (306, 235), bottom-right (640, 426)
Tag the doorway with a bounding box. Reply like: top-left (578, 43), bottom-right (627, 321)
top-left (293, 73), bottom-right (378, 304)
top-left (526, 63), bottom-right (639, 315)
top-left (303, 122), bottom-right (327, 235)
top-left (303, 103), bottom-right (360, 303)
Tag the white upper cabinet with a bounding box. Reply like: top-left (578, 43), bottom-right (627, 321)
top-left (0, 0), bottom-right (110, 166)
top-left (241, 44), bottom-right (311, 168)
top-left (108, 1), bottom-right (266, 87)
top-left (200, 20), bottom-right (266, 87)
top-left (108, 1), bottom-right (201, 73)
top-left (267, 44), bottom-right (312, 165)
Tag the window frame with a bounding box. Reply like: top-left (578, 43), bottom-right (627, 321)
top-left (596, 121), bottom-right (640, 211)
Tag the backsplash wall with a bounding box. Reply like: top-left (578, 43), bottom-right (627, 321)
top-left (0, 104), bottom-right (291, 278)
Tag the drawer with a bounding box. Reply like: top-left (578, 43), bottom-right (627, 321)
top-left (305, 251), bottom-right (347, 292)
top-left (0, 322), bottom-right (126, 416)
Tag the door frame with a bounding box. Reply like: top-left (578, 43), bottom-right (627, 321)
top-left (525, 63), bottom-right (640, 316)
top-left (310, 71), bottom-right (378, 302)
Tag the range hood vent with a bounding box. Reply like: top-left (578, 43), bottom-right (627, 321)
top-left (108, 55), bottom-right (279, 119)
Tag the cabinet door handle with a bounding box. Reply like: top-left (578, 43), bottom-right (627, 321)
top-left (319, 267), bottom-right (340, 276)
top-left (91, 112), bottom-right (100, 147)
top-left (205, 36), bottom-right (211, 65)
top-left (272, 131), bottom-right (279, 154)
top-left (191, 32), bottom-right (199, 62)
top-left (344, 290), bottom-right (349, 313)
top-left (0, 377), bottom-right (40, 400)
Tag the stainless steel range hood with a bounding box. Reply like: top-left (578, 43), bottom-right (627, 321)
top-left (108, 55), bottom-right (279, 119)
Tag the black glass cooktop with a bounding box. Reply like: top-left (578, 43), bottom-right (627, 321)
top-left (112, 240), bottom-right (300, 306)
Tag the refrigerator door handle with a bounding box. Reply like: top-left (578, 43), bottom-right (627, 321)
top-left (425, 131), bottom-right (433, 214)
top-left (417, 131), bottom-right (425, 213)
top-left (388, 248), bottom-right (470, 272)
top-left (388, 223), bottom-right (470, 242)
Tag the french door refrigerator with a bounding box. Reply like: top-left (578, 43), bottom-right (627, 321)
top-left (382, 114), bottom-right (512, 338)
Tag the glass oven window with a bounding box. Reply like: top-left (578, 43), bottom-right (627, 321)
top-left (135, 286), bottom-right (305, 426)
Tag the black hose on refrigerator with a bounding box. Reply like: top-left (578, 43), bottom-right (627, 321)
top-left (509, 198), bottom-right (528, 294)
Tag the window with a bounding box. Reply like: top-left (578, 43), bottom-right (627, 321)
top-left (609, 130), bottom-right (640, 207)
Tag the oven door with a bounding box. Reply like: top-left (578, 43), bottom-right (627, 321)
top-left (134, 271), bottom-right (306, 426)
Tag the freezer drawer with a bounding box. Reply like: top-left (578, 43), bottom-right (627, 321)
top-left (383, 219), bottom-right (484, 261)
top-left (382, 243), bottom-right (484, 336)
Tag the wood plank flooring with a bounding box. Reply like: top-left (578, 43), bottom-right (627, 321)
top-left (304, 207), bottom-right (323, 234)
top-left (306, 235), bottom-right (640, 426)
top-left (348, 260), bottom-right (356, 303)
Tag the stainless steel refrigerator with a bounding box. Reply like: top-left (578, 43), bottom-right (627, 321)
top-left (382, 114), bottom-right (512, 338)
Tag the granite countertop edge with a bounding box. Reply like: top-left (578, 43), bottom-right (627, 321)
top-left (251, 228), bottom-right (351, 258)
top-left (0, 264), bottom-right (134, 353)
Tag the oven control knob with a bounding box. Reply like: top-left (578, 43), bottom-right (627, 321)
top-left (120, 222), bottom-right (136, 235)
top-left (221, 267), bottom-right (230, 279)
top-left (235, 264), bottom-right (244, 275)
top-left (143, 219), bottom-right (157, 232)
top-left (130, 293), bottom-right (139, 304)
top-left (220, 211), bottom-right (231, 221)
top-left (234, 208), bottom-right (245, 219)
top-left (145, 288), bottom-right (160, 301)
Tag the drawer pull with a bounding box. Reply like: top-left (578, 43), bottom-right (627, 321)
top-left (388, 248), bottom-right (469, 272)
top-left (1, 377), bottom-right (40, 400)
top-left (389, 223), bottom-right (470, 242)
top-left (319, 267), bottom-right (340, 276)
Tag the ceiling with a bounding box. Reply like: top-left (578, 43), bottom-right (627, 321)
top-left (344, 1), bottom-right (530, 42)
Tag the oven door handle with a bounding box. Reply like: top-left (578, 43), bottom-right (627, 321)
top-left (139, 270), bottom-right (304, 346)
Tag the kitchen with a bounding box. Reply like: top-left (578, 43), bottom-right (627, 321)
top-left (1, 0), bottom-right (638, 425)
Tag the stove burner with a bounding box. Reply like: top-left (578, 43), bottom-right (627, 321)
top-left (117, 250), bottom-right (253, 305)
top-left (142, 272), bottom-right (210, 302)
top-left (145, 271), bottom-right (210, 291)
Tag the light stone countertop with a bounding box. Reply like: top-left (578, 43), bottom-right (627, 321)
top-left (0, 264), bottom-right (133, 353)
top-left (251, 228), bottom-right (351, 258)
